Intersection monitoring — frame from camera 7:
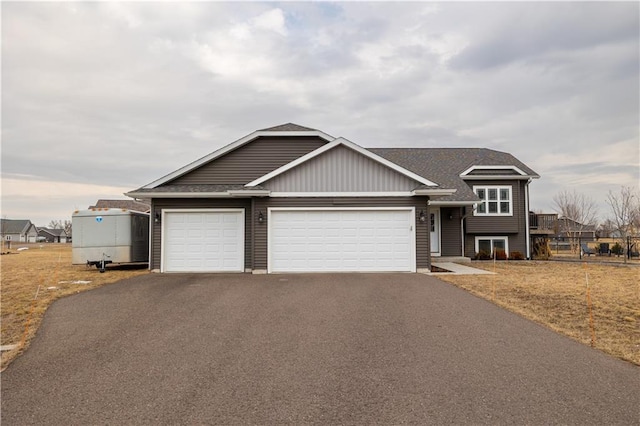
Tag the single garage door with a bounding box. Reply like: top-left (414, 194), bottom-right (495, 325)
top-left (162, 210), bottom-right (244, 272)
top-left (269, 208), bottom-right (415, 273)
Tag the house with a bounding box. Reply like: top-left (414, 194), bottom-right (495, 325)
top-left (37, 228), bottom-right (69, 243)
top-left (126, 123), bottom-right (539, 273)
top-left (1, 219), bottom-right (39, 243)
top-left (89, 199), bottom-right (150, 213)
top-left (554, 217), bottom-right (597, 241)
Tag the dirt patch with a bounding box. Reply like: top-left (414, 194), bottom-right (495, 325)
top-left (438, 261), bottom-right (640, 365)
top-left (1, 244), bottom-right (149, 370)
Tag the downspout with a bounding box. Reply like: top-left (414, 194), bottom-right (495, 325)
top-left (525, 179), bottom-right (532, 259)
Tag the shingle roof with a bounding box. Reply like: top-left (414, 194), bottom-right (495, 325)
top-left (370, 148), bottom-right (539, 202)
top-left (1, 219), bottom-right (34, 234)
top-left (90, 199), bottom-right (151, 212)
top-left (38, 228), bottom-right (67, 237)
top-left (259, 123), bottom-right (318, 132)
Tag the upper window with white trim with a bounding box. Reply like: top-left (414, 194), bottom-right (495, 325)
top-left (474, 185), bottom-right (512, 216)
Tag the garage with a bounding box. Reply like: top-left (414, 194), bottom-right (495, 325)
top-left (162, 209), bottom-right (244, 272)
top-left (269, 208), bottom-right (415, 273)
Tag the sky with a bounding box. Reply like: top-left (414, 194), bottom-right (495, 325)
top-left (2, 1), bottom-right (639, 227)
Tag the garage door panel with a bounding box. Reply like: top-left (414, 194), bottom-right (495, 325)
top-left (270, 209), bottom-right (415, 273)
top-left (163, 211), bottom-right (244, 272)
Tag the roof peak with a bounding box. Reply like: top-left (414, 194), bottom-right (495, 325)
top-left (259, 123), bottom-right (317, 132)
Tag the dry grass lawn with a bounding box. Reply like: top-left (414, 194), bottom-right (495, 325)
top-left (2, 245), bottom-right (638, 370)
top-left (438, 261), bottom-right (640, 365)
top-left (1, 244), bottom-right (148, 370)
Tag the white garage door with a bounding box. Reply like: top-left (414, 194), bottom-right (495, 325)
top-left (163, 210), bottom-right (244, 272)
top-left (269, 209), bottom-right (415, 273)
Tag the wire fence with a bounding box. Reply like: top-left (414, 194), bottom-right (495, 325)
top-left (532, 235), bottom-right (640, 263)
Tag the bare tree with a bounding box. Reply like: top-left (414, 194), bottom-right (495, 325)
top-left (48, 219), bottom-right (72, 236)
top-left (552, 190), bottom-right (599, 252)
top-left (606, 186), bottom-right (640, 263)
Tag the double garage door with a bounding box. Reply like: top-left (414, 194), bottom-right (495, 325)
top-left (162, 208), bottom-right (415, 273)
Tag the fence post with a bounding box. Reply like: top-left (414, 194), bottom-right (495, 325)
top-left (579, 236), bottom-right (582, 260)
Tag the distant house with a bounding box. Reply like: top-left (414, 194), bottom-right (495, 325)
top-left (1, 219), bottom-right (39, 243)
top-left (89, 199), bottom-right (150, 213)
top-left (555, 217), bottom-right (597, 241)
top-left (37, 228), bottom-right (69, 243)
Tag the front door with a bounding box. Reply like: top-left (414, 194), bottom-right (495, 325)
top-left (430, 208), bottom-right (440, 255)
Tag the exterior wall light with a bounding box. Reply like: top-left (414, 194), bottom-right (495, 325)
top-left (419, 210), bottom-right (426, 223)
top-left (258, 211), bottom-right (265, 224)
top-left (154, 212), bottom-right (161, 223)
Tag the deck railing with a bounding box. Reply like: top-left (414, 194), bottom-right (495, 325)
top-left (529, 213), bottom-right (557, 231)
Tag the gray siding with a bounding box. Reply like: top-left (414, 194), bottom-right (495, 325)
top-left (440, 207), bottom-right (463, 257)
top-left (464, 180), bottom-right (528, 257)
top-left (465, 180), bottom-right (525, 234)
top-left (150, 198), bottom-right (252, 270)
top-left (264, 145), bottom-right (421, 192)
top-left (252, 197), bottom-right (430, 271)
top-left (167, 136), bottom-right (328, 185)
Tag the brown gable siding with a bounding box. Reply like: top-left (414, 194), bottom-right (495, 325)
top-left (167, 136), bottom-right (328, 186)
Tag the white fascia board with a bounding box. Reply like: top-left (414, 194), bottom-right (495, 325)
top-left (412, 188), bottom-right (457, 196)
top-left (143, 130), bottom-right (335, 189)
top-left (460, 165), bottom-right (539, 179)
top-left (227, 190), bottom-right (271, 197)
top-left (125, 191), bottom-right (234, 198)
top-left (461, 175), bottom-right (535, 180)
top-left (428, 200), bottom-right (477, 206)
top-left (268, 192), bottom-right (415, 197)
top-left (246, 137), bottom-right (439, 188)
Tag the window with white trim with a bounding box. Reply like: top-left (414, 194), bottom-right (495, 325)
top-left (474, 185), bottom-right (512, 216)
top-left (475, 237), bottom-right (509, 256)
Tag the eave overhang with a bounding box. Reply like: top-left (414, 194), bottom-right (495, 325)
top-left (412, 188), bottom-right (457, 196)
top-left (428, 200), bottom-right (477, 206)
top-left (460, 165), bottom-right (540, 180)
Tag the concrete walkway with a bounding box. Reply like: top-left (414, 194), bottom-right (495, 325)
top-left (428, 262), bottom-right (495, 275)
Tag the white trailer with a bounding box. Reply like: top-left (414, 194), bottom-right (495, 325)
top-left (72, 209), bottom-right (149, 272)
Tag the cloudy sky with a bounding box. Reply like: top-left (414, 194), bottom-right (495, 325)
top-left (2, 2), bottom-right (638, 226)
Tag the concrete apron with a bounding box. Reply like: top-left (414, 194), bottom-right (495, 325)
top-left (424, 262), bottom-right (495, 275)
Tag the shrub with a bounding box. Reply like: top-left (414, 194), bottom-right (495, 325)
top-left (475, 250), bottom-right (492, 260)
top-left (611, 243), bottom-right (624, 256)
top-left (509, 251), bottom-right (525, 260)
top-left (495, 249), bottom-right (507, 260)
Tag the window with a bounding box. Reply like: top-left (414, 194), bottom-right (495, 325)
top-left (475, 237), bottom-right (509, 256)
top-left (474, 186), bottom-right (512, 216)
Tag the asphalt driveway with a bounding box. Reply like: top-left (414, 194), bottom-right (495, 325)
top-left (2, 273), bottom-right (638, 425)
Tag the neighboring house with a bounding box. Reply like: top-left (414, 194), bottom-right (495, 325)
top-left (89, 199), bottom-right (150, 213)
top-left (1, 219), bottom-right (39, 243)
top-left (555, 217), bottom-right (597, 241)
top-left (37, 228), bottom-right (69, 243)
top-left (126, 123), bottom-right (539, 273)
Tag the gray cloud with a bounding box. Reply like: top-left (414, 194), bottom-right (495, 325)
top-left (2, 2), bottom-right (638, 224)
